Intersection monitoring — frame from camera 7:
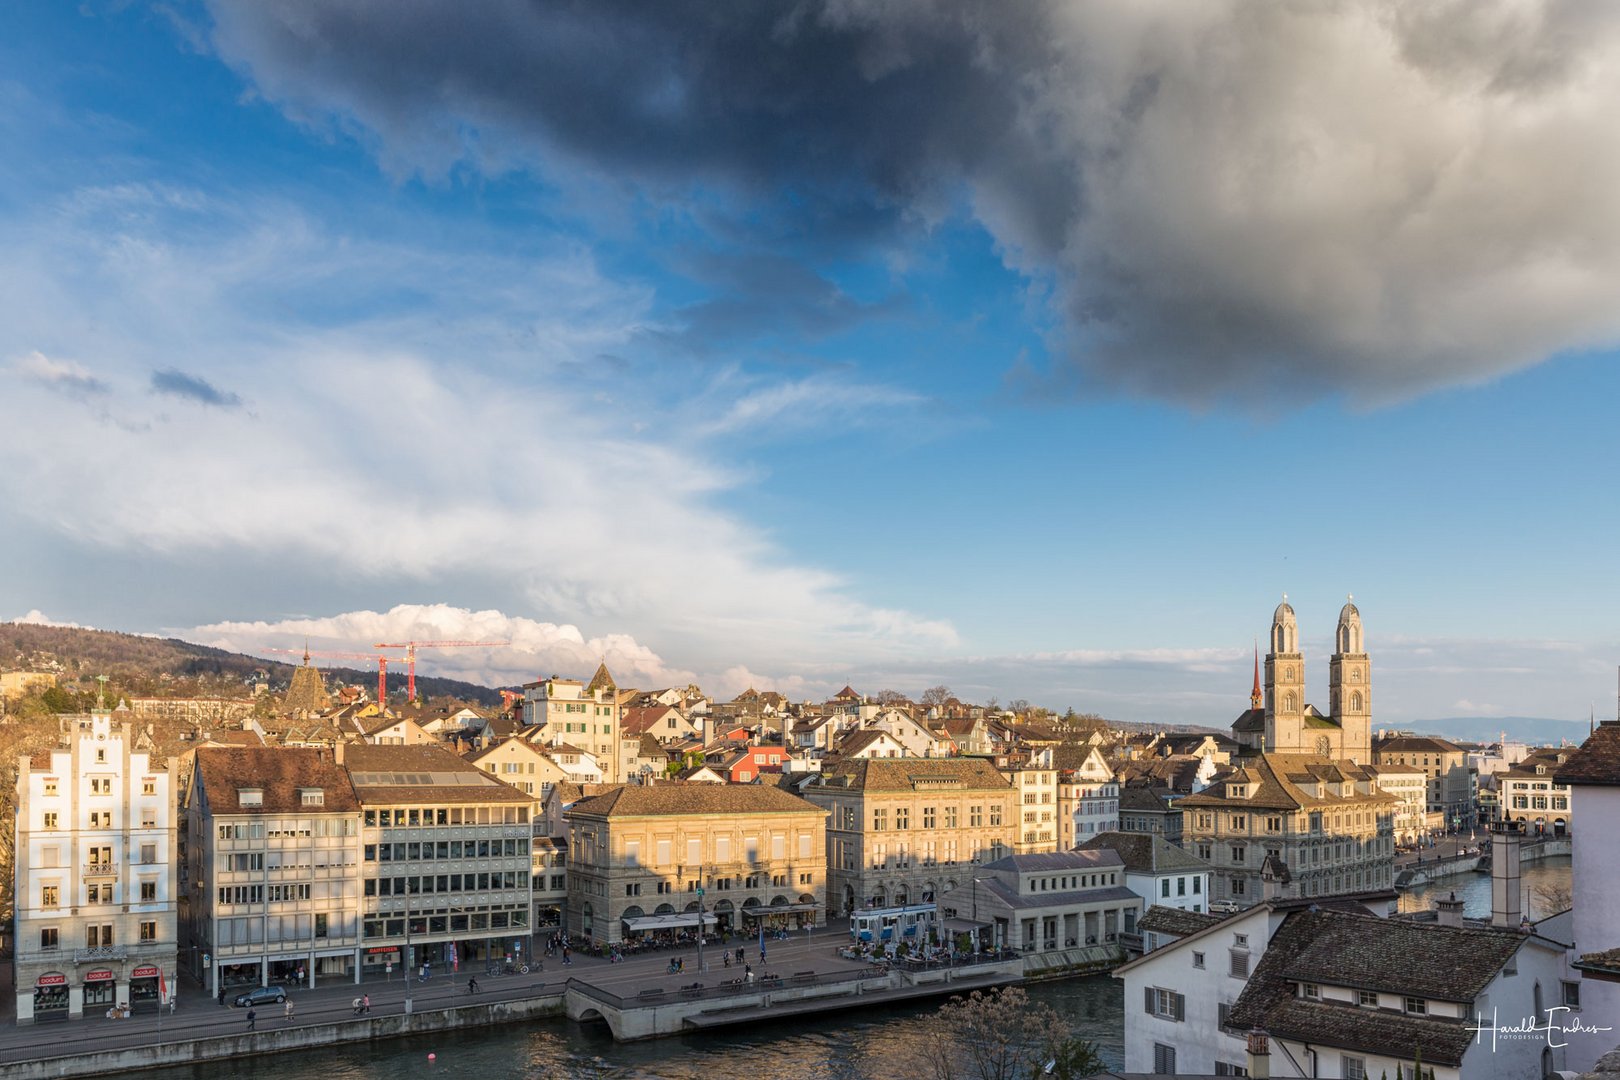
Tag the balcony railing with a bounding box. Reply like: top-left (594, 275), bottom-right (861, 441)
top-left (73, 946), bottom-right (128, 964)
top-left (84, 863), bottom-right (115, 876)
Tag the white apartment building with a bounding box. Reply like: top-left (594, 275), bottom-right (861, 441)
top-left (1364, 762), bottom-right (1429, 845)
top-left (1003, 751), bottom-right (1060, 854)
top-left (1499, 747), bottom-right (1574, 836)
top-left (14, 712), bottom-right (177, 1022)
top-left (1058, 747), bottom-right (1120, 846)
top-left (522, 665), bottom-right (622, 783)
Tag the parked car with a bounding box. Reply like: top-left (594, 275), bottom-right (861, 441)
top-left (232, 985), bottom-right (287, 1008)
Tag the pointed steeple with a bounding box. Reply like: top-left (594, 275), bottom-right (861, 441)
top-left (585, 661), bottom-right (616, 697)
top-left (1250, 641), bottom-right (1263, 710)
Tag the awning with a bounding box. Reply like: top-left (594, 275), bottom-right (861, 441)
top-left (621, 913), bottom-right (718, 932)
top-left (744, 902), bottom-right (819, 915)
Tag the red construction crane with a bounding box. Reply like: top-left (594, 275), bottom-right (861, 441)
top-left (267, 648), bottom-right (400, 709)
top-left (372, 640), bottom-right (509, 702)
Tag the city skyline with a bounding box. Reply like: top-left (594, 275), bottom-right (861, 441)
top-left (3, 3), bottom-right (1619, 725)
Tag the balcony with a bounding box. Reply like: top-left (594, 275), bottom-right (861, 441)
top-left (73, 945), bottom-right (128, 964)
top-left (84, 863), bottom-right (116, 877)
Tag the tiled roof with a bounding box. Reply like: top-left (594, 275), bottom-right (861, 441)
top-left (1116, 785), bottom-right (1172, 813)
top-left (585, 663), bottom-right (617, 695)
top-left (1137, 905), bottom-right (1221, 937)
top-left (1231, 707), bottom-right (1266, 733)
top-left (981, 850), bottom-right (1124, 873)
top-left (1500, 748), bottom-right (1574, 779)
top-left (566, 782), bottom-right (826, 818)
top-left (809, 757), bottom-right (1013, 793)
top-left (622, 706), bottom-right (677, 736)
top-left (1229, 909), bottom-right (1526, 1067)
top-left (1078, 831), bottom-right (1209, 874)
top-left (196, 747), bottom-right (359, 814)
top-left (1554, 724), bottom-right (1620, 786)
top-left (1178, 754), bottom-right (1397, 811)
top-left (978, 879), bottom-right (1138, 911)
top-left (1374, 735), bottom-right (1466, 754)
top-left (280, 661), bottom-right (331, 715)
top-left (345, 743), bottom-right (530, 804)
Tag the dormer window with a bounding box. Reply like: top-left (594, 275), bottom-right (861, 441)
top-left (1302, 983), bottom-right (1320, 1000)
top-left (1535, 766), bottom-right (1545, 775)
top-left (238, 788), bottom-right (263, 807)
top-left (1229, 784), bottom-right (1248, 799)
top-left (300, 789), bottom-right (325, 806)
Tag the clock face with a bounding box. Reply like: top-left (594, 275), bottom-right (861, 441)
top-left (1315, 735), bottom-right (1331, 756)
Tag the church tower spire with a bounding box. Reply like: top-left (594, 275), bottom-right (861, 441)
top-left (1250, 641), bottom-right (1263, 711)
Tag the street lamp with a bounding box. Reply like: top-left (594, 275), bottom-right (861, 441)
top-left (403, 881), bottom-right (414, 1014)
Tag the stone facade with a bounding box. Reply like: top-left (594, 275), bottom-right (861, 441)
top-left (522, 667), bottom-right (623, 784)
top-left (802, 758), bottom-right (1018, 916)
top-left (562, 783), bottom-right (826, 945)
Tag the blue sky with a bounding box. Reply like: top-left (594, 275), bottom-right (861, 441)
top-left (2, 2), bottom-right (1618, 727)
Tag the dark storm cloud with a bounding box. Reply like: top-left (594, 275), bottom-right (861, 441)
top-left (150, 368), bottom-right (244, 408)
top-left (205, 1), bottom-right (1620, 404)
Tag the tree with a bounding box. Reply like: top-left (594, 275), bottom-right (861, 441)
top-left (1531, 880), bottom-right (1572, 917)
top-left (921, 685), bottom-right (955, 707)
top-left (917, 986), bottom-right (1105, 1080)
top-left (873, 689), bottom-right (910, 705)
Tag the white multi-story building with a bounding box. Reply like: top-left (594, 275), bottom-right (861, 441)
top-left (1499, 747), bottom-right (1574, 836)
top-left (1003, 751), bottom-right (1060, 854)
top-left (522, 665), bottom-right (622, 783)
top-left (1364, 762), bottom-right (1429, 845)
top-left (1553, 722), bottom-right (1620, 1071)
top-left (1058, 748), bottom-right (1120, 845)
top-left (1078, 831), bottom-right (1211, 916)
top-left (14, 712), bottom-right (177, 1022)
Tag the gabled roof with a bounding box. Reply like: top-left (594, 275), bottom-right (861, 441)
top-left (981, 849), bottom-right (1123, 873)
top-left (1556, 723), bottom-right (1620, 786)
top-left (344, 743), bottom-right (530, 804)
top-left (1137, 905), bottom-right (1222, 937)
top-left (1178, 754), bottom-right (1396, 811)
top-left (622, 705), bottom-right (678, 736)
top-left (1231, 707), bottom-right (1266, 733)
top-left (1228, 908), bottom-right (1533, 1067)
top-left (1078, 831), bottom-right (1209, 875)
top-left (1373, 734), bottom-right (1467, 754)
top-left (809, 757), bottom-right (1013, 793)
top-left (196, 747), bottom-right (358, 814)
top-left (566, 782), bottom-right (824, 817)
top-left (1116, 785), bottom-right (1173, 813)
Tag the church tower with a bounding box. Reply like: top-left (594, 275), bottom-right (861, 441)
top-left (1265, 598), bottom-right (1306, 752)
top-left (1330, 597), bottom-right (1371, 763)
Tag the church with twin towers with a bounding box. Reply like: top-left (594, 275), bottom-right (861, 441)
top-left (1231, 596), bottom-right (1372, 765)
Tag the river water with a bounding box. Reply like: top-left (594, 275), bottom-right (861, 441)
top-left (137, 858), bottom-right (1571, 1080)
top-left (1395, 855), bottom-right (1571, 921)
top-left (142, 976), bottom-right (1125, 1079)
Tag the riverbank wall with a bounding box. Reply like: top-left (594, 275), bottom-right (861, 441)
top-left (0, 994), bottom-right (567, 1080)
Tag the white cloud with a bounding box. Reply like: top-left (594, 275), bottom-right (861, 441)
top-left (0, 181), bottom-right (954, 671)
top-left (7, 610), bottom-right (87, 629)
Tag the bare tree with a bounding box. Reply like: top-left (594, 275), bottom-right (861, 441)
top-left (921, 685), bottom-right (955, 707)
top-left (918, 986), bottom-right (1104, 1080)
top-left (873, 689), bottom-right (910, 706)
top-left (1531, 880), bottom-right (1573, 917)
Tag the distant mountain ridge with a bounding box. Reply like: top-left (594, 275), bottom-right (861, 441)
top-left (1, 622), bottom-right (504, 706)
top-left (1398, 715), bottom-right (1602, 747)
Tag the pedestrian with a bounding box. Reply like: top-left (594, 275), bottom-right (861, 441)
top-left (352, 996), bottom-right (362, 1016)
top-left (745, 966), bottom-right (755, 984)
top-left (723, 953), bottom-right (731, 969)
top-left (362, 993), bottom-right (371, 1014)
top-left (760, 946), bottom-right (767, 964)
top-left (468, 976), bottom-right (479, 994)
top-left (284, 999), bottom-right (294, 1022)
top-left (562, 945), bottom-right (571, 966)
top-left (246, 1007), bottom-right (257, 1031)
top-left (218, 986), bottom-right (226, 1007)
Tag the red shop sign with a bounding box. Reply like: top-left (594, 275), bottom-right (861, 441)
top-left (84, 970), bottom-right (115, 983)
top-left (36, 973), bottom-right (66, 987)
top-left (131, 966), bottom-right (160, 979)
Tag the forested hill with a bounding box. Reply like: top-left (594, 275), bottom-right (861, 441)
top-left (0, 622), bottom-right (503, 706)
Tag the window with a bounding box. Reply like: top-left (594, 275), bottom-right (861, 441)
top-left (1342, 1056), bottom-right (1367, 1080)
top-left (140, 844), bottom-right (157, 864)
top-left (1214, 1064), bottom-right (1249, 1077)
top-left (969, 806), bottom-right (982, 827)
top-left (944, 806), bottom-right (958, 828)
top-left (989, 805), bottom-right (1002, 826)
top-left (1145, 987), bottom-right (1185, 1020)
top-left (1153, 1044), bottom-right (1177, 1073)
top-left (140, 921), bottom-right (157, 942)
top-left (239, 788), bottom-right (263, 807)
top-left (1358, 989), bottom-right (1378, 1007)
top-left (43, 779), bottom-right (57, 797)
top-left (1404, 997), bottom-right (1427, 1015)
top-left (923, 807), bottom-right (936, 829)
top-left (41, 885), bottom-right (59, 907)
top-left (1161, 879), bottom-right (1171, 898)
top-left (140, 881), bottom-right (156, 901)
top-left (1230, 950), bottom-right (1250, 978)
top-left (43, 812), bottom-right (58, 829)
top-left (1302, 983), bottom-right (1320, 999)
top-left (872, 808), bottom-right (888, 831)
top-left (895, 808), bottom-right (910, 830)
top-left (1230, 845), bottom-right (1246, 863)
top-left (301, 789), bottom-right (325, 806)
top-left (142, 779), bottom-right (156, 795)
top-left (1563, 981), bottom-right (1581, 1009)
top-left (1193, 951), bottom-right (1205, 969)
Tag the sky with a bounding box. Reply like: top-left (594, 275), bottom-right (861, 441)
top-left (1, 1), bottom-right (1618, 728)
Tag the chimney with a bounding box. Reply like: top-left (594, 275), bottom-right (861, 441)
top-left (334, 740), bottom-right (346, 767)
top-left (1246, 1029), bottom-right (1271, 1079)
top-left (1491, 821), bottom-right (1522, 929)
top-left (1435, 891), bottom-right (1465, 927)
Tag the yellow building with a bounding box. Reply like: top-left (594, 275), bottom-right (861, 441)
top-left (522, 664), bottom-right (622, 783)
top-left (563, 783), bottom-right (826, 945)
top-left (801, 757), bottom-right (1018, 916)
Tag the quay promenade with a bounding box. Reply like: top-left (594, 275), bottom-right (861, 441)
top-left (0, 926), bottom-right (1021, 1077)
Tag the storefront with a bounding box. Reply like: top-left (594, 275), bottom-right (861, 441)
top-left (82, 969), bottom-right (115, 1009)
top-left (361, 946), bottom-right (401, 977)
top-left (33, 973), bottom-right (68, 1020)
top-left (130, 965), bottom-right (162, 1010)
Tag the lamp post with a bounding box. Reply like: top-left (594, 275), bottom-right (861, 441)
top-left (696, 866), bottom-right (706, 974)
top-left (403, 881), bottom-right (413, 1014)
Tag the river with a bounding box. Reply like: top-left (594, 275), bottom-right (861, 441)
top-left (1395, 854), bottom-right (1571, 921)
top-left (140, 976), bottom-right (1126, 1079)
